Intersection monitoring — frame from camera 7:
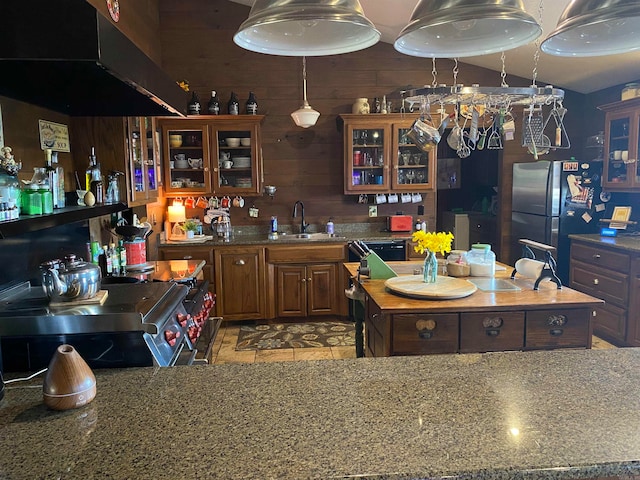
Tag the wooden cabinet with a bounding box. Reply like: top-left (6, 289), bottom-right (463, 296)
top-left (524, 308), bottom-right (592, 349)
top-left (267, 244), bottom-right (347, 320)
top-left (158, 115), bottom-right (264, 196)
top-left (214, 246), bottom-right (266, 321)
top-left (459, 311), bottom-right (524, 353)
top-left (599, 98), bottom-right (640, 190)
top-left (275, 264), bottom-right (338, 317)
top-left (339, 114), bottom-right (436, 194)
top-left (70, 116), bottom-right (160, 206)
top-left (570, 239), bottom-right (638, 345)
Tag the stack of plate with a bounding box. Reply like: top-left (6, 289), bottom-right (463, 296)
top-left (232, 156), bottom-right (250, 168)
top-left (235, 177), bottom-right (252, 188)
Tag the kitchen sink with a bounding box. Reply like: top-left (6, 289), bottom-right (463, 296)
top-left (288, 233), bottom-right (346, 241)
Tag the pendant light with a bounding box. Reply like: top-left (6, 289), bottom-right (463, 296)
top-left (233, 0), bottom-right (380, 56)
top-left (541, 0), bottom-right (640, 57)
top-left (394, 0), bottom-right (541, 58)
top-left (291, 57), bottom-right (320, 128)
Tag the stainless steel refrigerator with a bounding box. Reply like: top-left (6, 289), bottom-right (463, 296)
top-left (511, 160), bottom-right (605, 284)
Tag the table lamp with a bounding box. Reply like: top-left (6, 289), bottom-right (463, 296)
top-left (167, 205), bottom-right (187, 239)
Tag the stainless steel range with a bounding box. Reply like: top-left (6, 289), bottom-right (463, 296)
top-left (0, 280), bottom-right (215, 372)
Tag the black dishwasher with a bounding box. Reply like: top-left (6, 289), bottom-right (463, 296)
top-left (347, 239), bottom-right (407, 262)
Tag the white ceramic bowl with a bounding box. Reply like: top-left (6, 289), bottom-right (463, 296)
top-left (225, 137), bottom-right (240, 147)
top-left (240, 138), bottom-right (251, 147)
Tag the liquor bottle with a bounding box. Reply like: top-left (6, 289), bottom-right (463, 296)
top-left (105, 243), bottom-right (113, 276)
top-left (228, 91), bottom-right (239, 115)
top-left (109, 243), bottom-right (119, 276)
top-left (52, 151), bottom-right (65, 208)
top-left (207, 90), bottom-right (220, 115)
top-left (44, 149), bottom-right (59, 209)
top-left (245, 91), bottom-right (258, 115)
top-left (187, 92), bottom-right (201, 115)
top-left (85, 147), bottom-right (101, 191)
top-left (98, 245), bottom-right (108, 276)
top-left (117, 239), bottom-right (127, 273)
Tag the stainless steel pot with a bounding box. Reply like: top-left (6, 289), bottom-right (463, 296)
top-left (40, 254), bottom-right (101, 302)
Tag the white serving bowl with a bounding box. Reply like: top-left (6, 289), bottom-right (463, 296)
top-left (240, 138), bottom-right (251, 147)
top-left (225, 137), bottom-right (240, 147)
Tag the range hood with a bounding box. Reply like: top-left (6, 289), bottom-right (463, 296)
top-left (0, 1), bottom-right (187, 117)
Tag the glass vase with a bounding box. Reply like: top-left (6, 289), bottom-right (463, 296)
top-left (423, 250), bottom-right (438, 284)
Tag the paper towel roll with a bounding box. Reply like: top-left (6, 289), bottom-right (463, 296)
top-left (515, 258), bottom-right (545, 279)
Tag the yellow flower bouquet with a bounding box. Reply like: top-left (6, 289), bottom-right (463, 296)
top-left (412, 230), bottom-right (454, 283)
top-left (412, 230), bottom-right (454, 256)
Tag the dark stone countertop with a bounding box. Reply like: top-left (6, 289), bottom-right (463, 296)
top-left (570, 233), bottom-right (640, 253)
top-left (3, 348), bottom-right (640, 479)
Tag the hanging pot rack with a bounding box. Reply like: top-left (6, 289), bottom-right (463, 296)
top-left (394, 84), bottom-right (564, 111)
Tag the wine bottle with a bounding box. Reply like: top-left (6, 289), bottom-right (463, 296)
top-left (187, 92), bottom-right (201, 115)
top-left (207, 90), bottom-right (220, 115)
top-left (228, 91), bottom-right (239, 115)
top-left (245, 91), bottom-right (258, 115)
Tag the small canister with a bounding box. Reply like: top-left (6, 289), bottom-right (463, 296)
top-left (124, 239), bottom-right (147, 267)
top-left (446, 250), bottom-right (470, 277)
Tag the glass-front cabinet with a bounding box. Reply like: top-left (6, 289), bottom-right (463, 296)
top-left (159, 116), bottom-right (264, 196)
top-left (127, 117), bottom-right (161, 205)
top-left (392, 120), bottom-right (436, 190)
top-left (340, 114), bottom-right (436, 194)
top-left (600, 98), bottom-right (640, 190)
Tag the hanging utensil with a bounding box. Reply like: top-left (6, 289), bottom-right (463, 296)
top-left (543, 101), bottom-right (571, 149)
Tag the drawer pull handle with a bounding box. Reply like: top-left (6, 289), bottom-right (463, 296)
top-left (301, 278), bottom-right (306, 283)
top-left (419, 330), bottom-right (433, 340)
top-left (371, 313), bottom-right (378, 320)
top-left (550, 329), bottom-right (564, 336)
top-left (592, 254), bottom-right (601, 259)
top-left (416, 319), bottom-right (437, 340)
top-left (482, 317), bottom-right (503, 328)
top-left (234, 259), bottom-right (245, 266)
top-left (485, 329), bottom-right (500, 337)
top-left (546, 314), bottom-right (567, 327)
top-left (183, 255), bottom-right (193, 260)
top-left (593, 278), bottom-right (599, 285)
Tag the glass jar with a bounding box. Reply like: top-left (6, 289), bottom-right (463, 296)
top-left (467, 243), bottom-right (495, 277)
top-left (0, 169), bottom-right (20, 213)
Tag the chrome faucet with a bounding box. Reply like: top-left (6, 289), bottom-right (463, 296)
top-left (292, 200), bottom-right (308, 233)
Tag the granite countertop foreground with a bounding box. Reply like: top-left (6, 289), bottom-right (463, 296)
top-left (3, 349), bottom-right (640, 479)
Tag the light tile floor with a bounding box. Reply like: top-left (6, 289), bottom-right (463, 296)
top-left (209, 322), bottom-right (616, 365)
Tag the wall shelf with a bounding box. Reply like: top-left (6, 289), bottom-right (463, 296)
top-left (0, 203), bottom-right (127, 239)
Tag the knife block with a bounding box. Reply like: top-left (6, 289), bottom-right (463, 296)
top-left (43, 344), bottom-right (96, 411)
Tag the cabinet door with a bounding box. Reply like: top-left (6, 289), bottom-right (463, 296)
top-left (214, 247), bottom-right (265, 320)
top-left (276, 265), bottom-right (306, 317)
top-left (392, 120), bottom-right (436, 191)
top-left (211, 117), bottom-right (263, 195)
top-left (307, 263), bottom-right (338, 315)
top-left (603, 106), bottom-right (640, 189)
top-left (161, 121), bottom-right (212, 195)
top-left (343, 119), bottom-right (391, 193)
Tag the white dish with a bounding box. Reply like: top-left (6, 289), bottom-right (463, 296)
top-left (240, 138), bottom-right (251, 146)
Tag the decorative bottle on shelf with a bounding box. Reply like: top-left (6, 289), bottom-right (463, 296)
top-left (52, 151), bottom-right (65, 208)
top-left (207, 90), bottom-right (220, 115)
top-left (245, 92), bottom-right (258, 115)
top-left (44, 149), bottom-right (59, 209)
top-left (85, 147), bottom-right (101, 191)
top-left (228, 91), bottom-right (239, 115)
top-left (187, 92), bottom-right (201, 115)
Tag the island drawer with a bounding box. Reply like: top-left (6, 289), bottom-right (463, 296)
top-left (525, 308), bottom-right (591, 349)
top-left (571, 242), bottom-right (630, 274)
top-left (392, 313), bottom-right (458, 355)
top-left (571, 260), bottom-right (629, 307)
top-left (459, 311), bottom-right (525, 353)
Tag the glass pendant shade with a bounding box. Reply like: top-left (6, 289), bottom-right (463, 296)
top-left (541, 0), bottom-right (640, 57)
top-left (291, 57), bottom-right (320, 128)
top-left (233, 0), bottom-right (380, 56)
top-left (394, 0), bottom-right (541, 58)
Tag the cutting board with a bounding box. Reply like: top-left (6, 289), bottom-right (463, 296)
top-left (385, 275), bottom-right (477, 300)
top-left (49, 290), bottom-right (109, 308)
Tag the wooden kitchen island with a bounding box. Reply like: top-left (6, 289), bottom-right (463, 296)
top-left (344, 261), bottom-right (603, 357)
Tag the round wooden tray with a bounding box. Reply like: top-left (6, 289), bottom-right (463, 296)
top-left (384, 275), bottom-right (477, 300)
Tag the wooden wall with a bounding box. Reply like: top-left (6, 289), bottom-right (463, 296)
top-left (157, 0), bottom-right (591, 261)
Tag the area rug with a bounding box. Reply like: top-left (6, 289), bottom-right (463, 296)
top-left (235, 321), bottom-right (356, 351)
